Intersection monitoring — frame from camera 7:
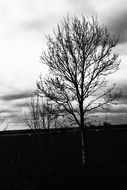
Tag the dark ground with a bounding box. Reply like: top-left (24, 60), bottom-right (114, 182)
top-left (1, 163), bottom-right (127, 189)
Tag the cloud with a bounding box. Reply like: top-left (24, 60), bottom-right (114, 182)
top-left (107, 12), bottom-right (127, 44)
top-left (19, 0), bottom-right (96, 34)
top-left (116, 82), bottom-right (127, 102)
top-left (14, 102), bottom-right (28, 108)
top-left (5, 113), bottom-right (26, 128)
top-left (90, 0), bottom-right (127, 44)
top-left (109, 104), bottom-right (127, 113)
top-left (67, 0), bottom-right (95, 16)
top-left (0, 90), bottom-right (34, 101)
top-left (22, 19), bottom-right (46, 32)
top-left (0, 108), bottom-right (16, 114)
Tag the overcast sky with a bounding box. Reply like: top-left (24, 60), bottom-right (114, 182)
top-left (0, 0), bottom-right (127, 130)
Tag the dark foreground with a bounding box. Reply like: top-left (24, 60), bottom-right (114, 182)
top-left (1, 163), bottom-right (127, 189)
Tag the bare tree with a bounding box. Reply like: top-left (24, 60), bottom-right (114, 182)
top-left (24, 94), bottom-right (65, 129)
top-left (0, 116), bottom-right (8, 131)
top-left (36, 16), bottom-right (120, 165)
top-left (0, 109), bottom-right (8, 131)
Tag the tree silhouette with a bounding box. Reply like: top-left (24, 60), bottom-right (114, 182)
top-left (36, 16), bottom-right (120, 165)
top-left (25, 95), bottom-right (62, 129)
top-left (25, 94), bottom-right (69, 129)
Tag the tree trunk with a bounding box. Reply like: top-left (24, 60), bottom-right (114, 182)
top-left (80, 124), bottom-right (87, 167)
top-left (80, 108), bottom-right (88, 167)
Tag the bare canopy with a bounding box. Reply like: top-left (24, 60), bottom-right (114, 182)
top-left (37, 16), bottom-right (120, 127)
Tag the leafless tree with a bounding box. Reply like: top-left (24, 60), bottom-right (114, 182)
top-left (0, 109), bottom-right (8, 131)
top-left (24, 94), bottom-right (70, 173)
top-left (36, 15), bottom-right (120, 165)
top-left (0, 116), bottom-right (8, 131)
top-left (24, 94), bottom-right (66, 129)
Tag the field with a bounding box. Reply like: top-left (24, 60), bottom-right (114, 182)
top-left (0, 126), bottom-right (127, 188)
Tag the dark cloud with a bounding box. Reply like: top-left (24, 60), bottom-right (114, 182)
top-left (90, 82), bottom-right (127, 114)
top-left (0, 90), bottom-right (34, 101)
top-left (102, 82), bottom-right (127, 114)
top-left (109, 105), bottom-right (127, 113)
top-left (119, 95), bottom-right (127, 105)
top-left (5, 113), bottom-right (24, 123)
top-left (116, 82), bottom-right (127, 103)
top-left (107, 11), bottom-right (127, 44)
top-left (14, 102), bottom-right (28, 108)
top-left (0, 108), bottom-right (16, 114)
top-left (5, 113), bottom-right (19, 118)
top-left (94, 104), bottom-right (127, 114)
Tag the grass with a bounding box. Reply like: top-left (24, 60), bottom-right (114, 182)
top-left (1, 163), bottom-right (127, 189)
